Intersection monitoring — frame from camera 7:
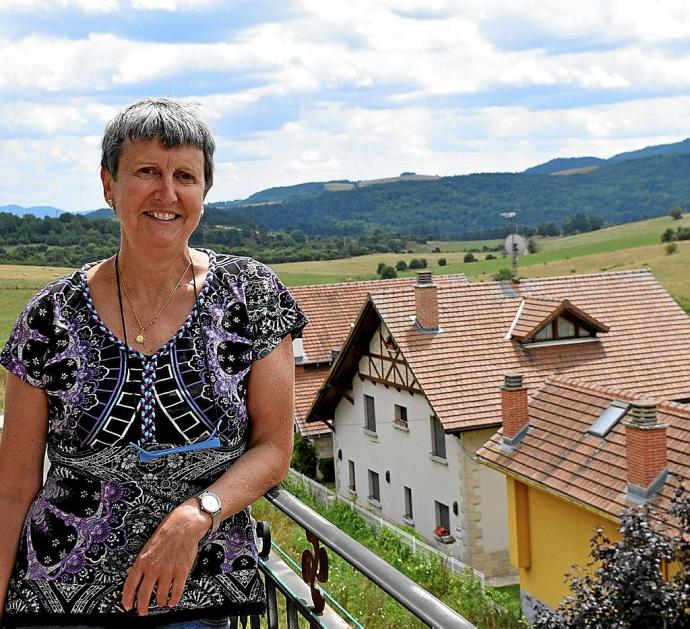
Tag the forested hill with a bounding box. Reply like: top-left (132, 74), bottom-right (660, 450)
top-left (525, 137), bottom-right (690, 174)
top-left (215, 153), bottom-right (690, 238)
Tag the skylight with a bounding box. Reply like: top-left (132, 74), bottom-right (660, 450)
top-left (587, 401), bottom-right (629, 438)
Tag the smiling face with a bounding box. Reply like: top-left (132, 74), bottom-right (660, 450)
top-left (101, 138), bottom-right (206, 254)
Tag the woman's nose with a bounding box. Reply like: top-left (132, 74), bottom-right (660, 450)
top-left (154, 174), bottom-right (178, 204)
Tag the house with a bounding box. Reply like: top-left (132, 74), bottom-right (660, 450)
top-left (476, 374), bottom-right (690, 622)
top-left (289, 275), bottom-right (468, 467)
top-left (306, 269), bottom-right (690, 579)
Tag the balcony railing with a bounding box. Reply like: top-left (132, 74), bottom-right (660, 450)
top-left (242, 485), bottom-right (475, 628)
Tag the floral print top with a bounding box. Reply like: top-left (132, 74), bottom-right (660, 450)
top-left (0, 251), bottom-right (308, 627)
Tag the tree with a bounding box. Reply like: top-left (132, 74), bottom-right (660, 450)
top-left (291, 433), bottom-right (318, 478)
top-left (670, 207), bottom-right (683, 220)
top-left (408, 258), bottom-right (424, 269)
top-left (527, 238), bottom-right (539, 254)
top-left (395, 260), bottom-right (408, 271)
top-left (437, 258), bottom-right (447, 266)
top-left (376, 262), bottom-right (387, 274)
top-left (289, 228), bottom-right (307, 243)
top-left (493, 268), bottom-right (512, 281)
top-left (666, 242), bottom-right (678, 255)
top-left (379, 265), bottom-right (397, 279)
top-left (535, 486), bottom-right (690, 628)
top-left (661, 227), bottom-right (676, 243)
top-left (463, 252), bottom-right (476, 263)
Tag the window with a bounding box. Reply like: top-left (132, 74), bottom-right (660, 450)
top-left (368, 470), bottom-right (380, 502)
top-left (534, 315), bottom-right (593, 342)
top-left (404, 486), bottom-right (413, 520)
top-left (394, 404), bottom-right (408, 428)
top-left (588, 401), bottom-right (629, 438)
top-left (430, 416), bottom-right (446, 459)
top-left (348, 460), bottom-right (356, 491)
top-left (435, 501), bottom-right (450, 531)
top-left (364, 394), bottom-right (376, 433)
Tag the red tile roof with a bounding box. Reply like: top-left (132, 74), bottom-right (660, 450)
top-left (477, 376), bottom-right (690, 529)
top-left (309, 269), bottom-right (690, 432)
top-left (295, 365), bottom-right (331, 437)
top-left (290, 275), bottom-right (468, 365)
top-left (290, 275), bottom-right (468, 437)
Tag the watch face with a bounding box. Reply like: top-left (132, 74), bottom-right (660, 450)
top-left (200, 493), bottom-right (221, 513)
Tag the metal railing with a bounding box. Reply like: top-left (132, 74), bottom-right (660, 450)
top-left (254, 485), bottom-right (475, 628)
top-left (286, 468), bottom-right (484, 585)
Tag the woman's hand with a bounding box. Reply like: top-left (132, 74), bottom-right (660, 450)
top-left (122, 501), bottom-right (210, 616)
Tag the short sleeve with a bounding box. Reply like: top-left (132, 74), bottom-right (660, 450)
top-left (0, 290), bottom-right (57, 388)
top-left (243, 260), bottom-right (309, 361)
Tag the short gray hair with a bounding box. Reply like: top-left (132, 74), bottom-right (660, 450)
top-left (101, 97), bottom-right (216, 194)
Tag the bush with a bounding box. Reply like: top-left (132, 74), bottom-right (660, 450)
top-left (485, 254), bottom-right (496, 260)
top-left (527, 238), bottom-right (538, 254)
top-left (670, 207), bottom-right (683, 220)
top-left (437, 258), bottom-right (447, 266)
top-left (376, 262), bottom-right (386, 274)
top-left (379, 265), bottom-right (397, 279)
top-left (432, 246), bottom-right (441, 253)
top-left (535, 486), bottom-right (690, 628)
top-left (662, 228), bottom-right (676, 243)
top-left (420, 258), bottom-right (428, 268)
top-left (463, 252), bottom-right (476, 263)
top-left (666, 242), bottom-right (678, 255)
top-left (395, 260), bottom-right (408, 271)
top-left (408, 258), bottom-right (424, 269)
top-left (494, 268), bottom-right (512, 281)
top-left (291, 433), bottom-right (317, 478)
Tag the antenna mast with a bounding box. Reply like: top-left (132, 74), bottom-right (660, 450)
top-left (501, 211), bottom-right (526, 282)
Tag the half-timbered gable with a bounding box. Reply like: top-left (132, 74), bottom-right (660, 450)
top-left (359, 321), bottom-right (422, 394)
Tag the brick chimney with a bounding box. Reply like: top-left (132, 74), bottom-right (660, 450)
top-left (502, 373), bottom-right (529, 446)
top-left (624, 400), bottom-right (668, 500)
top-left (415, 272), bottom-right (438, 332)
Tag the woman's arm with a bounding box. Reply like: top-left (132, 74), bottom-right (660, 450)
top-left (122, 335), bottom-right (295, 616)
top-left (0, 373), bottom-right (48, 616)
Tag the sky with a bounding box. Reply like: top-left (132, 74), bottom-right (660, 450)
top-left (2, 0), bottom-right (690, 211)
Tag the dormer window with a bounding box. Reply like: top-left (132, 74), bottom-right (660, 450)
top-left (509, 298), bottom-right (609, 346)
top-left (533, 315), bottom-right (594, 342)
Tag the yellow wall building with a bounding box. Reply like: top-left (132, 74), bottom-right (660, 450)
top-left (478, 375), bottom-right (686, 622)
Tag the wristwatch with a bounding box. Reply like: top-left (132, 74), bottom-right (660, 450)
top-left (196, 491), bottom-right (222, 535)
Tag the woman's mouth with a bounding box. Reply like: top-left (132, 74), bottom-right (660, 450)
top-left (144, 211), bottom-right (179, 222)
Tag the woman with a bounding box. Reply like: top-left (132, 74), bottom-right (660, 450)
top-left (0, 98), bottom-right (308, 627)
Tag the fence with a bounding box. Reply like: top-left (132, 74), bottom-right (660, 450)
top-left (287, 468), bottom-right (485, 585)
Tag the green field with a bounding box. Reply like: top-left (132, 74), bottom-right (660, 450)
top-left (271, 215), bottom-right (690, 303)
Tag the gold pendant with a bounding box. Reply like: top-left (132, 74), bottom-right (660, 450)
top-left (135, 333), bottom-right (145, 344)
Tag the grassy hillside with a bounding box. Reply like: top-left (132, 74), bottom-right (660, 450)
top-left (272, 214), bottom-right (690, 299)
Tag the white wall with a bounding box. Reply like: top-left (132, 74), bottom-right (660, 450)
top-left (333, 369), bottom-right (465, 551)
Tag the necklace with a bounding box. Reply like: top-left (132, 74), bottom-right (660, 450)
top-left (115, 256), bottom-right (192, 344)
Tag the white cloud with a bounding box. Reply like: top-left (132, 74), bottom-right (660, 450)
top-left (129, 0), bottom-right (217, 10)
top-left (0, 0), bottom-right (120, 13)
top-left (3, 1), bottom-right (690, 209)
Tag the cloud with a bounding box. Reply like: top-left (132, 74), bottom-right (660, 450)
top-left (0, 0), bottom-right (120, 13)
top-left (3, 1), bottom-right (690, 210)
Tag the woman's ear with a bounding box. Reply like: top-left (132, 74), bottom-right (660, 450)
top-left (100, 167), bottom-right (114, 208)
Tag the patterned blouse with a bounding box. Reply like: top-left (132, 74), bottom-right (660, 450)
top-left (0, 251), bottom-right (308, 627)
